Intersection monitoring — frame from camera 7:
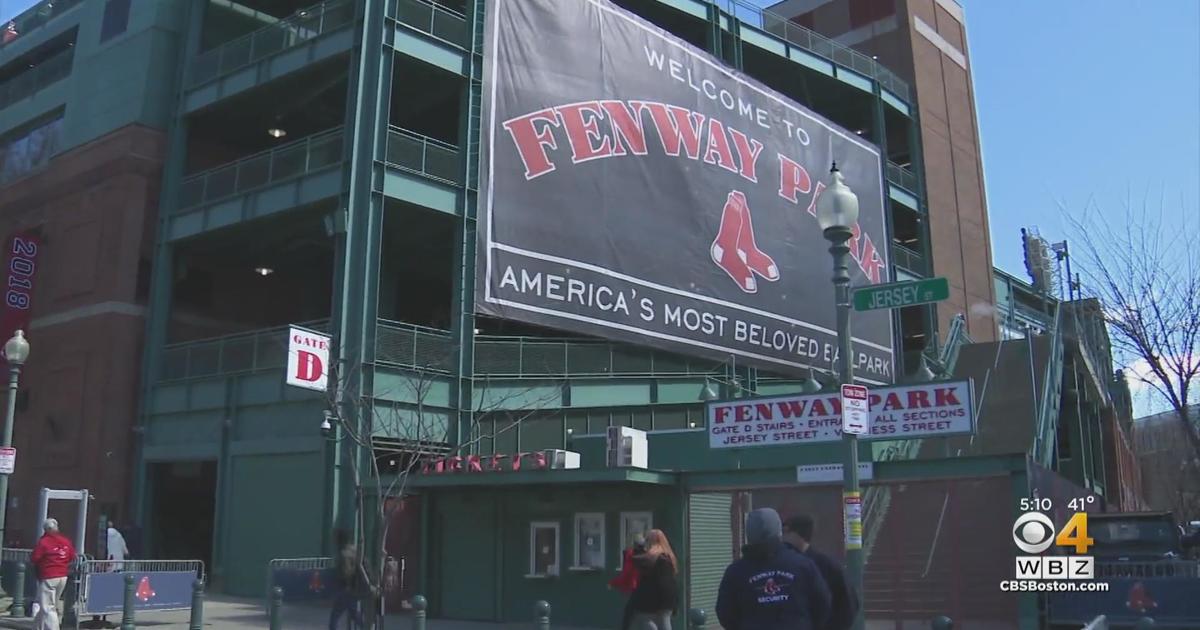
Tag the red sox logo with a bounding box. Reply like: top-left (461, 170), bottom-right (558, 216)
top-left (761, 578), bottom-right (782, 596)
top-left (711, 190), bottom-right (778, 293)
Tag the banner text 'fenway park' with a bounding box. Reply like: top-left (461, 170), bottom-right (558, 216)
top-left (477, 0), bottom-right (893, 380)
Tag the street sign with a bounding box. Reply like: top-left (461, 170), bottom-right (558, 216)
top-left (797, 463), bottom-right (874, 484)
top-left (707, 380), bottom-right (976, 449)
top-left (841, 384), bottom-right (870, 435)
top-left (853, 277), bottom-right (950, 312)
top-left (0, 447), bottom-right (16, 474)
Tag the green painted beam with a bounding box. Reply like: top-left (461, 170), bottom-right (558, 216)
top-left (405, 467), bottom-right (678, 488)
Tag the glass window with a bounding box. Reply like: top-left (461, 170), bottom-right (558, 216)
top-left (100, 0), bottom-right (132, 42)
top-left (618, 512), bottom-right (652, 564)
top-left (529, 522), bottom-right (560, 577)
top-left (573, 513), bottom-right (605, 569)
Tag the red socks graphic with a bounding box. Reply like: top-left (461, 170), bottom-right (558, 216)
top-left (710, 191), bottom-right (779, 293)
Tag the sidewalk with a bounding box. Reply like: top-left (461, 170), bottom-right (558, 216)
top-left (0, 595), bottom-right (600, 629)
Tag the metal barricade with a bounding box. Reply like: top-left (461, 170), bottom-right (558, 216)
top-left (1, 548), bottom-right (35, 602)
top-left (75, 559), bottom-right (204, 621)
top-left (264, 557), bottom-right (334, 613)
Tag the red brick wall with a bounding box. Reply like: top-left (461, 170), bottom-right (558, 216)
top-left (0, 124), bottom-right (165, 547)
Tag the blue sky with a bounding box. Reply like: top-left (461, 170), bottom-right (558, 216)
top-left (0, 0), bottom-right (38, 24)
top-left (966, 0), bottom-right (1199, 276)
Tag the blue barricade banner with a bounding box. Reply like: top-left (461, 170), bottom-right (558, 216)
top-left (1048, 577), bottom-right (1200, 626)
top-left (84, 571), bottom-right (196, 614)
top-left (273, 567), bottom-right (335, 602)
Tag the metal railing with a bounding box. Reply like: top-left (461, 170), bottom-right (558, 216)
top-left (161, 320), bottom-right (728, 381)
top-left (159, 320), bottom-right (330, 382)
top-left (473, 336), bottom-right (723, 377)
top-left (0, 0), bottom-right (83, 51)
top-left (892, 243), bottom-right (925, 274)
top-left (190, 0), bottom-right (356, 86)
top-left (887, 161), bottom-right (918, 193)
top-left (393, 0), bottom-right (469, 48)
top-left (376, 320), bottom-right (454, 372)
top-left (385, 127), bottom-right (461, 184)
top-left (0, 47), bottom-right (72, 110)
top-left (177, 127), bottom-right (344, 211)
top-left (715, 0), bottom-right (910, 101)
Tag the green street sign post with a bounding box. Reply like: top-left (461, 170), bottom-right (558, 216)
top-left (853, 277), bottom-right (950, 312)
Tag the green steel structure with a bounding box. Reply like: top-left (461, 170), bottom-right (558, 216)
top-left (110, 0), bottom-right (940, 610)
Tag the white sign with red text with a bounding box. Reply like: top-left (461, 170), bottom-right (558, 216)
top-left (0, 447), bottom-right (15, 474)
top-left (841, 384), bottom-right (870, 435)
top-left (286, 327), bottom-right (331, 392)
top-left (707, 380), bottom-right (975, 449)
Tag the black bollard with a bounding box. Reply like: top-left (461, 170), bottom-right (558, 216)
top-left (269, 586), bottom-right (283, 630)
top-left (533, 600), bottom-right (551, 630)
top-left (189, 579), bottom-right (204, 630)
top-left (411, 595), bottom-right (427, 630)
top-left (120, 574), bottom-right (136, 630)
top-left (688, 608), bottom-right (707, 630)
top-left (11, 562), bottom-right (25, 617)
top-left (931, 615), bottom-right (954, 630)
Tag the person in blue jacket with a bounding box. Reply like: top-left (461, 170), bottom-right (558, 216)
top-left (716, 508), bottom-right (831, 630)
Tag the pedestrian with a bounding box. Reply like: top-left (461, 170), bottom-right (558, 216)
top-left (328, 529), bottom-right (364, 630)
top-left (609, 534), bottom-right (644, 630)
top-left (783, 515), bottom-right (859, 630)
top-left (716, 508), bottom-right (831, 630)
top-left (627, 529), bottom-right (678, 630)
top-left (31, 518), bottom-right (76, 630)
top-left (106, 522), bottom-right (130, 572)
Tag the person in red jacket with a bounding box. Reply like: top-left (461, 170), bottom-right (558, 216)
top-left (609, 535), bottom-right (645, 630)
top-left (31, 519), bottom-right (76, 630)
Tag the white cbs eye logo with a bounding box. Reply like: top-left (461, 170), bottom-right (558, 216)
top-left (1012, 512), bottom-right (1056, 553)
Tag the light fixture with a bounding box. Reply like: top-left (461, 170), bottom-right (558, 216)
top-left (800, 366), bottom-right (822, 394)
top-left (473, 328), bottom-right (482, 335)
top-left (320, 410), bottom-right (334, 435)
top-left (815, 163), bottom-right (860, 234)
top-left (254, 266), bottom-right (274, 276)
top-left (4, 330), bottom-right (30, 366)
top-left (699, 381), bottom-right (720, 402)
top-left (688, 421), bottom-right (697, 429)
top-left (267, 126), bottom-right (287, 139)
top-left (854, 129), bottom-right (865, 136)
top-left (911, 355), bottom-right (936, 382)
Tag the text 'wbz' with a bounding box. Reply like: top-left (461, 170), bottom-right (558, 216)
top-left (497, 265), bottom-right (890, 377)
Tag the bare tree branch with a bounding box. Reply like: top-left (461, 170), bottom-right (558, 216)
top-left (321, 340), bottom-right (567, 627)
top-left (1066, 191), bottom-right (1200, 459)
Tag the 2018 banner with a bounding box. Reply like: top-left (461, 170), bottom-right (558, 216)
top-left (477, 0), bottom-right (893, 380)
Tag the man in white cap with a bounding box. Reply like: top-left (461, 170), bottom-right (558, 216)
top-left (31, 518), bottom-right (76, 630)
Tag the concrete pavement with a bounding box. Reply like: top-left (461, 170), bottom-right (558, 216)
top-left (0, 595), bottom-right (601, 629)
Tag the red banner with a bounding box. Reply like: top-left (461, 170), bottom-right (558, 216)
top-left (0, 232), bottom-right (41, 346)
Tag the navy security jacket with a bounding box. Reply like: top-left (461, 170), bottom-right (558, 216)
top-left (716, 542), bottom-right (832, 630)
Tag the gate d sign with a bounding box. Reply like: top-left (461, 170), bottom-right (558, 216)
top-left (286, 327), bottom-right (331, 392)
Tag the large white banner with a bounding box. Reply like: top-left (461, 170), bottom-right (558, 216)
top-left (707, 380), bottom-right (975, 449)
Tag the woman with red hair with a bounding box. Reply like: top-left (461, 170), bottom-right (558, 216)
top-left (627, 529), bottom-right (679, 630)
